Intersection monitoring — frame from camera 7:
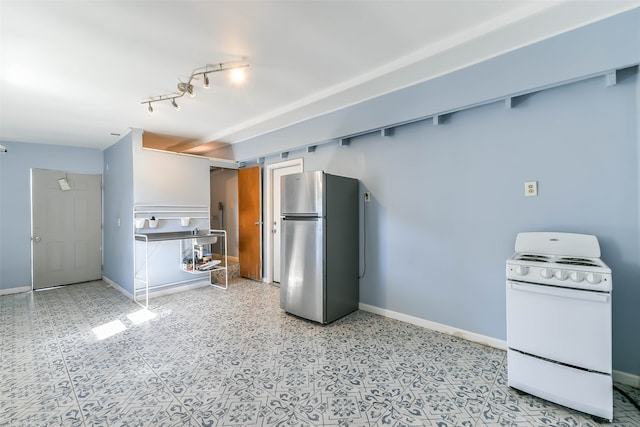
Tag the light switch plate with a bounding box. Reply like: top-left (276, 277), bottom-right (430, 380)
top-left (525, 181), bottom-right (538, 197)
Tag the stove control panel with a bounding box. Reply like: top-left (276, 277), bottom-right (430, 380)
top-left (506, 262), bottom-right (611, 292)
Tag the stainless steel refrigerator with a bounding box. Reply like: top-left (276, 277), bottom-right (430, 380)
top-left (280, 170), bottom-right (359, 324)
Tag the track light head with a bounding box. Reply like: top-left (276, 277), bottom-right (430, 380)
top-left (171, 98), bottom-right (180, 110)
top-left (177, 82), bottom-right (195, 97)
top-left (203, 74), bottom-right (210, 88)
top-left (147, 103), bottom-right (153, 113)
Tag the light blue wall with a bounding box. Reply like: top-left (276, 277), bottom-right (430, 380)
top-left (263, 73), bottom-right (639, 373)
top-left (247, 9), bottom-right (640, 377)
top-left (0, 141), bottom-right (103, 291)
top-left (229, 8), bottom-right (640, 162)
top-left (103, 132), bottom-right (135, 292)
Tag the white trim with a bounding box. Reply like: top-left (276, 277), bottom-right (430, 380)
top-left (0, 286), bottom-right (31, 296)
top-left (264, 158), bottom-right (304, 283)
top-left (208, 157), bottom-right (240, 169)
top-left (359, 302), bottom-right (508, 350)
top-left (141, 280), bottom-right (210, 299)
top-left (102, 276), bottom-right (133, 299)
top-left (613, 369), bottom-right (640, 388)
top-left (359, 302), bottom-right (640, 384)
top-left (103, 276), bottom-right (210, 301)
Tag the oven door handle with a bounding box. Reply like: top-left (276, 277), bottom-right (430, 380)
top-left (508, 281), bottom-right (610, 303)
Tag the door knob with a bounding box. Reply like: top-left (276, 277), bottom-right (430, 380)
top-left (254, 221), bottom-right (263, 225)
top-left (33, 236), bottom-right (42, 242)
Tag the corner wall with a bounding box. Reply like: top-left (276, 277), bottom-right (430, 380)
top-left (103, 131), bottom-right (135, 293)
top-left (102, 130), bottom-right (212, 296)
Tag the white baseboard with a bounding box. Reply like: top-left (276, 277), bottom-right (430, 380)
top-left (613, 369), bottom-right (640, 388)
top-left (0, 286), bottom-right (31, 296)
top-left (143, 281), bottom-right (210, 299)
top-left (359, 303), bottom-right (640, 386)
top-left (102, 276), bottom-right (210, 301)
top-left (359, 303), bottom-right (507, 350)
top-left (102, 276), bottom-right (133, 299)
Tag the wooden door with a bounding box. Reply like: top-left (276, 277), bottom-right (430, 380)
top-left (238, 166), bottom-right (262, 280)
top-left (32, 169), bottom-right (102, 289)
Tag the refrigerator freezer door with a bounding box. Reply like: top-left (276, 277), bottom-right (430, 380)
top-left (280, 218), bottom-right (324, 323)
top-left (281, 171), bottom-right (324, 217)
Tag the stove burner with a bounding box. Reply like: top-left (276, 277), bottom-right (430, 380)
top-left (560, 257), bottom-right (595, 263)
top-left (556, 258), bottom-right (598, 267)
top-left (515, 254), bottom-right (550, 263)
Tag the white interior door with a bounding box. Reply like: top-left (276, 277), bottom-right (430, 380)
top-left (32, 169), bottom-right (102, 290)
top-left (271, 161), bottom-right (303, 283)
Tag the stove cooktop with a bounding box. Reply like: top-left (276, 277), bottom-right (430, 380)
top-left (507, 232), bottom-right (611, 291)
top-left (511, 253), bottom-right (605, 268)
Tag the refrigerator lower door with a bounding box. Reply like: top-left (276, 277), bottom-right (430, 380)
top-left (280, 218), bottom-right (324, 323)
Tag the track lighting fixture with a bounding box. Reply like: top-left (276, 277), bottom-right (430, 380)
top-left (177, 82), bottom-right (195, 97)
top-left (141, 59), bottom-right (249, 112)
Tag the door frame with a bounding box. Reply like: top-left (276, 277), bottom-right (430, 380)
top-left (265, 158), bottom-right (303, 284)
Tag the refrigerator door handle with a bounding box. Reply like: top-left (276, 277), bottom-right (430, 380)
top-left (282, 216), bottom-right (320, 221)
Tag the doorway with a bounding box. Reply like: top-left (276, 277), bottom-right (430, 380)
top-left (266, 159), bottom-right (303, 284)
top-left (210, 167), bottom-right (239, 258)
top-left (31, 169), bottom-right (102, 290)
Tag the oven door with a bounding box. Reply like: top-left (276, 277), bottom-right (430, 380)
top-left (506, 280), bottom-right (611, 373)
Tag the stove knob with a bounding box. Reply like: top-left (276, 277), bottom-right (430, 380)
top-left (570, 271), bottom-right (584, 282)
top-left (540, 268), bottom-right (553, 279)
top-left (554, 270), bottom-right (568, 280)
top-left (586, 272), bottom-right (601, 284)
top-left (515, 265), bottom-right (529, 276)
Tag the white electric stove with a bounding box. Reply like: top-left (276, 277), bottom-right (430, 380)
top-left (506, 232), bottom-right (613, 421)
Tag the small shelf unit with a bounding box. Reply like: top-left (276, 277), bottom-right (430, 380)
top-left (133, 205), bottom-right (228, 309)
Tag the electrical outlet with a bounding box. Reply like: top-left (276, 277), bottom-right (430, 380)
top-left (364, 192), bottom-right (371, 202)
top-left (525, 181), bottom-right (538, 197)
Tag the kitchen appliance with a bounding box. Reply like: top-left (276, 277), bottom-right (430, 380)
top-left (280, 170), bottom-right (359, 324)
top-left (506, 232), bottom-right (612, 421)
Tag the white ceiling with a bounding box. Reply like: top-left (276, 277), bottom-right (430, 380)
top-left (1, 1), bottom-right (638, 151)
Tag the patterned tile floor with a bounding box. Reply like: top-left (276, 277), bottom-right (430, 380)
top-left (1, 279), bottom-right (639, 426)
